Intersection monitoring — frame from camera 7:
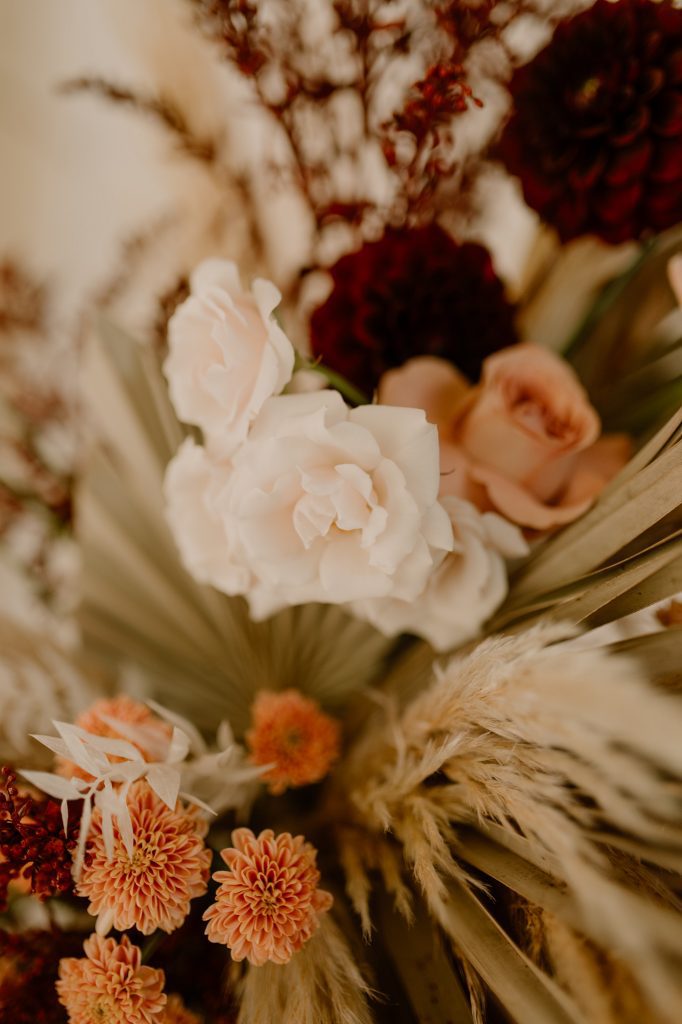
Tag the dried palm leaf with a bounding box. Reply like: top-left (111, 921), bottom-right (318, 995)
top-left (77, 320), bottom-right (393, 734)
top-left (72, 316), bottom-right (682, 1024)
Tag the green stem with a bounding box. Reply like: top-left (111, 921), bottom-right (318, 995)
top-left (141, 930), bottom-right (165, 964)
top-left (294, 353), bottom-right (369, 406)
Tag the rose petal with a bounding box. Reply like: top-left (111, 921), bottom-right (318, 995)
top-left (471, 464), bottom-right (593, 530)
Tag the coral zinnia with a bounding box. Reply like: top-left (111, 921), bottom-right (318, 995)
top-left (497, 0), bottom-right (682, 244)
top-left (57, 934), bottom-right (166, 1024)
top-left (57, 695), bottom-right (172, 781)
top-left (309, 225), bottom-right (517, 397)
top-left (77, 780), bottom-right (211, 935)
top-left (203, 828), bottom-right (333, 965)
top-left (246, 689), bottom-right (341, 794)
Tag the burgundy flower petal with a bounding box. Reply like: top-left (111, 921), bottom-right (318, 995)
top-left (309, 225), bottom-right (517, 397)
top-left (497, 0), bottom-right (682, 244)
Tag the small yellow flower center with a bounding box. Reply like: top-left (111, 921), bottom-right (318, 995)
top-left (90, 996), bottom-right (116, 1022)
top-left (284, 728), bottom-right (302, 749)
top-left (257, 878), bottom-right (283, 913)
top-left (575, 76), bottom-right (601, 109)
top-left (119, 838), bottom-right (157, 875)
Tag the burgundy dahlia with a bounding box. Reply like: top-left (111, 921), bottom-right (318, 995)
top-left (497, 0), bottom-right (682, 244)
top-left (309, 225), bottom-right (517, 397)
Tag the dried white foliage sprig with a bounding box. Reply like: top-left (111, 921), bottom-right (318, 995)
top-left (22, 719), bottom-right (193, 879)
top-left (21, 701), bottom-right (264, 879)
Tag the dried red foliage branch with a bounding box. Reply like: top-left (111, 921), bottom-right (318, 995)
top-left (0, 261), bottom-right (48, 336)
top-left (189, 0), bottom-right (530, 250)
top-left (0, 766), bottom-right (79, 911)
top-left (59, 78), bottom-right (219, 163)
top-left (187, 0), bottom-right (563, 274)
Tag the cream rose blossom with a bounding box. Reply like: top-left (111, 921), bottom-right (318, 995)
top-left (215, 390), bottom-right (454, 619)
top-left (164, 259), bottom-right (295, 457)
top-left (164, 437), bottom-right (250, 595)
top-left (380, 345), bottom-right (630, 531)
top-left (352, 497), bottom-right (528, 651)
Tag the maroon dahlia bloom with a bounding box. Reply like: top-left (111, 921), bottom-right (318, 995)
top-left (309, 225), bottom-right (517, 397)
top-left (497, 0), bottom-right (682, 244)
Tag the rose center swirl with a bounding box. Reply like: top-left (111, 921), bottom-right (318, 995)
top-left (293, 464), bottom-right (387, 549)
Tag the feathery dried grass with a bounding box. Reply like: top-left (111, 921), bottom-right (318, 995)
top-left (237, 916), bottom-right (373, 1024)
top-left (335, 623), bottom-right (682, 1021)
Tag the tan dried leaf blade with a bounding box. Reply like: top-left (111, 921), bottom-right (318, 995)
top-left (336, 625), bottom-right (682, 1024)
top-left (488, 405), bottom-right (682, 640)
top-left (77, 320), bottom-right (393, 734)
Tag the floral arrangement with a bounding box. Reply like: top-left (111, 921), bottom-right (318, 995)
top-left (2, 2), bottom-right (682, 1024)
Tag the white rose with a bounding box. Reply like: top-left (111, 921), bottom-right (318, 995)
top-left (216, 390), bottom-right (454, 619)
top-left (164, 259), bottom-right (295, 457)
top-left (352, 498), bottom-right (528, 651)
top-left (164, 437), bottom-right (250, 595)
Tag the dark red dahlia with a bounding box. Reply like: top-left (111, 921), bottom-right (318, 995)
top-left (497, 0), bottom-right (682, 245)
top-left (309, 225), bottom-right (517, 397)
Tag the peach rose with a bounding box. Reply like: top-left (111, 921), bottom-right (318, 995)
top-left (380, 345), bottom-right (630, 531)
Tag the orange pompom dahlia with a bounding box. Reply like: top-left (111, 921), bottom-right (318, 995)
top-left (246, 689), bottom-right (341, 794)
top-left (57, 695), bottom-right (172, 781)
top-left (203, 828), bottom-right (333, 965)
top-left (57, 934), bottom-right (166, 1024)
top-left (162, 993), bottom-right (203, 1024)
top-left (78, 780), bottom-right (211, 935)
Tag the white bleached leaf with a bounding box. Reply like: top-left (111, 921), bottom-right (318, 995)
top-left (100, 794), bottom-right (115, 860)
top-left (216, 719), bottom-right (235, 749)
top-left (106, 760), bottom-right (147, 784)
top-left (167, 726), bottom-right (191, 765)
top-left (72, 798), bottom-right (92, 880)
top-left (62, 723), bottom-right (144, 763)
top-left (53, 722), bottom-right (110, 777)
top-left (29, 734), bottom-right (72, 760)
top-left (97, 713), bottom-right (171, 762)
top-left (146, 763), bottom-right (181, 809)
top-left (146, 699), bottom-right (207, 755)
top-left (19, 770), bottom-right (83, 802)
top-left (179, 791), bottom-right (217, 816)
